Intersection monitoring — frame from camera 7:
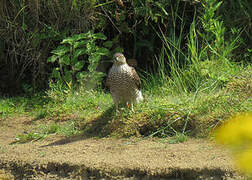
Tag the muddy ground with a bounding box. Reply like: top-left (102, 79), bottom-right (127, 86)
top-left (0, 116), bottom-right (245, 179)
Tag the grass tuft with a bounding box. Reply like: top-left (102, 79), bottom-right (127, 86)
top-left (13, 121), bottom-right (80, 144)
top-left (1, 65), bottom-right (251, 142)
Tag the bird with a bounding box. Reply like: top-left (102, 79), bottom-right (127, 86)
top-left (106, 53), bottom-right (143, 111)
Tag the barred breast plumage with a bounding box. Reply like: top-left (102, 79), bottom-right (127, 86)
top-left (106, 53), bottom-right (143, 110)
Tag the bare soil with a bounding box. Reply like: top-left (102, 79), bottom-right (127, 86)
top-left (0, 116), bottom-right (245, 179)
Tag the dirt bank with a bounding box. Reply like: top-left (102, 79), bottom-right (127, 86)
top-left (0, 116), bottom-right (245, 179)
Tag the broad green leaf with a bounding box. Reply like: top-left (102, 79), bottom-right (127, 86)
top-left (74, 41), bottom-right (88, 49)
top-left (76, 71), bottom-right (88, 80)
top-left (88, 63), bottom-right (98, 72)
top-left (74, 49), bottom-right (86, 59)
top-left (51, 68), bottom-right (61, 78)
top-left (86, 42), bottom-right (96, 54)
top-left (59, 55), bottom-right (71, 65)
top-left (72, 56), bottom-right (78, 65)
top-left (92, 33), bottom-right (107, 40)
top-left (61, 37), bottom-right (74, 45)
top-left (112, 46), bottom-right (124, 54)
top-left (47, 55), bottom-right (58, 63)
top-left (88, 54), bottom-right (100, 72)
top-left (96, 47), bottom-right (110, 55)
top-left (92, 72), bottom-right (105, 80)
top-left (103, 41), bottom-right (113, 48)
top-left (64, 70), bottom-right (72, 83)
top-left (51, 45), bottom-right (70, 56)
top-left (75, 32), bottom-right (92, 40)
top-left (88, 54), bottom-right (101, 63)
top-left (71, 34), bottom-right (81, 41)
top-left (62, 32), bottom-right (92, 45)
top-left (74, 61), bottom-right (84, 71)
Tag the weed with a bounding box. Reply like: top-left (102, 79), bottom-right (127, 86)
top-left (15, 132), bottom-right (46, 144)
top-left (40, 151), bottom-right (46, 158)
top-left (0, 93), bottom-right (48, 118)
top-left (147, 0), bottom-right (243, 95)
top-left (167, 133), bottom-right (187, 144)
top-left (47, 31), bottom-right (110, 90)
top-left (0, 145), bottom-right (6, 153)
top-left (14, 121), bottom-right (81, 143)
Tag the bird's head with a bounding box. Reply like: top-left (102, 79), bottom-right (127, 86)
top-left (113, 53), bottom-right (127, 65)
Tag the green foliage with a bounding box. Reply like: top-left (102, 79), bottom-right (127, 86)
top-left (48, 31), bottom-right (110, 89)
top-left (0, 0), bottom-right (96, 94)
top-left (14, 121), bottom-right (80, 143)
top-left (200, 0), bottom-right (223, 33)
top-left (15, 132), bottom-right (46, 144)
top-left (0, 102), bottom-right (21, 118)
top-left (147, 0), bottom-right (244, 94)
top-left (167, 133), bottom-right (187, 144)
top-left (0, 93), bottom-right (48, 118)
top-left (219, 0), bottom-right (252, 62)
top-left (199, 0), bottom-right (242, 61)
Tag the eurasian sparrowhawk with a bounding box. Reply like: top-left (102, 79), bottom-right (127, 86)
top-left (106, 53), bottom-right (143, 110)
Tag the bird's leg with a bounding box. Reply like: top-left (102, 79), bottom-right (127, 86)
top-left (127, 102), bottom-right (134, 112)
top-left (126, 102), bottom-right (130, 108)
top-left (115, 103), bottom-right (120, 114)
top-left (112, 97), bottom-right (120, 114)
top-left (131, 103), bottom-right (134, 112)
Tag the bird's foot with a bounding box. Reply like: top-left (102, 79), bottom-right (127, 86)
top-left (127, 102), bottom-right (134, 112)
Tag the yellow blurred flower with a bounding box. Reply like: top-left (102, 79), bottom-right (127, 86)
top-left (215, 112), bottom-right (252, 175)
top-left (236, 147), bottom-right (252, 174)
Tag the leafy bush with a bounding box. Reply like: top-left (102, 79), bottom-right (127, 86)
top-left (48, 31), bottom-right (110, 89)
top-left (0, 0), bottom-right (95, 94)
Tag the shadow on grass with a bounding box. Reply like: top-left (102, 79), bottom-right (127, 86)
top-left (41, 106), bottom-right (116, 147)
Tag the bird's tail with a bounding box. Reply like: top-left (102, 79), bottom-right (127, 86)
top-left (136, 90), bottom-right (143, 103)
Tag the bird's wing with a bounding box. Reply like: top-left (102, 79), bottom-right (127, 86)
top-left (131, 67), bottom-right (141, 90)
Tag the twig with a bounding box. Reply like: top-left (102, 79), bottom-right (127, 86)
top-left (101, 6), bottom-right (121, 34)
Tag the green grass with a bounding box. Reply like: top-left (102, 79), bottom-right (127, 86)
top-left (14, 121), bottom-right (80, 143)
top-left (1, 65), bottom-right (251, 141)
